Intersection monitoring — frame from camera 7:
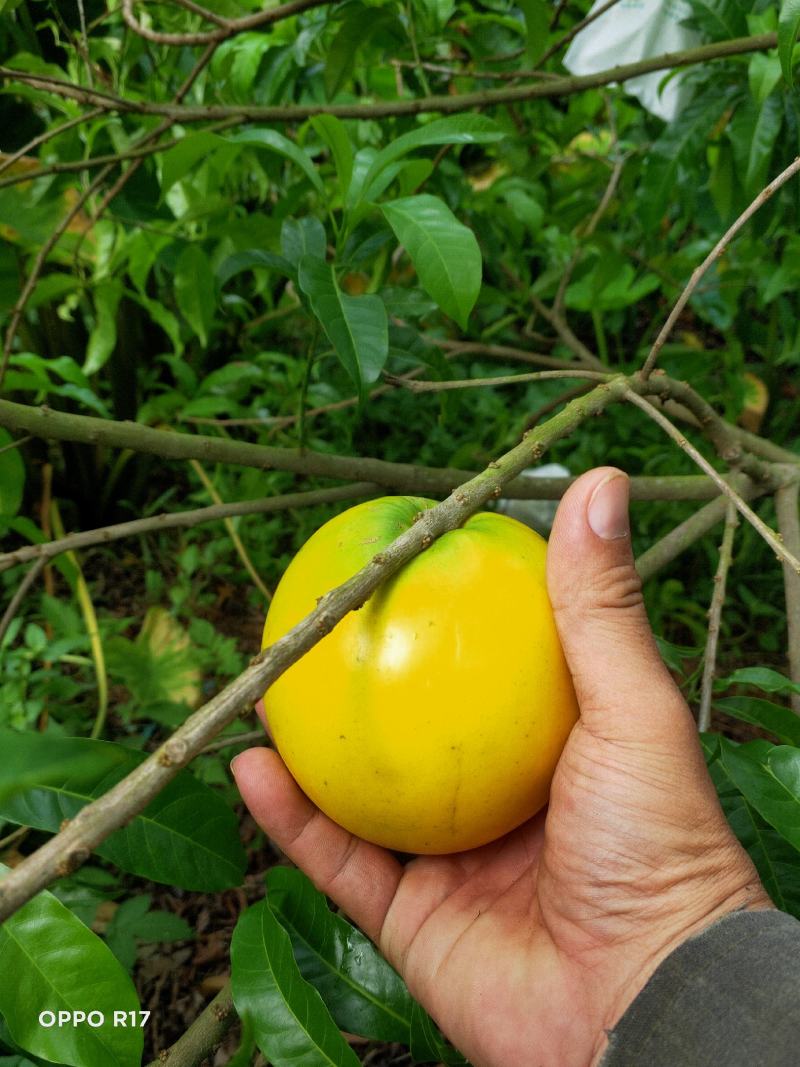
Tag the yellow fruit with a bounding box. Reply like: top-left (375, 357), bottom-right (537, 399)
top-left (261, 496), bottom-right (578, 854)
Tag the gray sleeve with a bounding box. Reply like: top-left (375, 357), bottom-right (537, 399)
top-left (600, 909), bottom-right (800, 1067)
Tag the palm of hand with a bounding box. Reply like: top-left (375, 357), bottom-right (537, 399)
top-left (370, 713), bottom-right (760, 1067)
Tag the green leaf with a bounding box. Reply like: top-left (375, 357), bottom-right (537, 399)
top-left (0, 739), bottom-right (246, 891)
top-left (311, 115), bottom-right (354, 197)
top-left (705, 740), bottom-right (800, 917)
top-left (713, 697), bottom-right (800, 747)
top-left (0, 865), bottom-right (142, 1067)
top-left (381, 195), bottom-right (481, 329)
top-left (518, 0), bottom-right (549, 65)
top-left (730, 93), bottom-right (782, 196)
top-left (28, 273), bottom-right (80, 311)
top-left (324, 5), bottom-right (365, 99)
top-left (683, 0), bottom-right (747, 39)
top-left (749, 53), bottom-right (782, 105)
top-left (779, 0), bottom-right (800, 85)
top-left (715, 666), bottom-right (800, 696)
top-left (0, 729), bottom-right (125, 805)
top-left (720, 740), bottom-right (800, 852)
top-left (297, 256), bottom-right (389, 394)
top-left (231, 899), bottom-right (361, 1067)
top-left (84, 280), bottom-right (122, 376)
top-left (267, 867), bottom-right (413, 1043)
top-left (639, 93), bottom-right (730, 229)
top-left (160, 131), bottom-right (236, 197)
top-left (281, 217), bottom-right (327, 269)
top-left (349, 115), bottom-right (505, 209)
top-left (211, 33), bottom-right (273, 101)
top-left (228, 129), bottom-right (323, 193)
top-left (174, 244), bottom-right (216, 347)
top-left (217, 249), bottom-right (293, 287)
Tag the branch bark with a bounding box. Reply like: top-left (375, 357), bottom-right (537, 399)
top-left (0, 396), bottom-right (746, 503)
top-left (634, 473), bottom-right (761, 583)
top-left (698, 501), bottom-right (738, 732)
top-left (0, 378), bottom-right (624, 922)
top-left (0, 483), bottom-right (380, 573)
top-left (624, 387), bottom-right (800, 574)
top-left (641, 156), bottom-right (800, 378)
top-left (146, 980), bottom-right (235, 1067)
top-left (0, 33), bottom-right (777, 123)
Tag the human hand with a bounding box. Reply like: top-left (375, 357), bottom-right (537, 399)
top-left (232, 467), bottom-right (772, 1067)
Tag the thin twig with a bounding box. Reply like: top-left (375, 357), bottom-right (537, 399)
top-left (389, 58), bottom-right (561, 81)
top-left (0, 118), bottom-right (240, 191)
top-left (0, 379), bottom-right (626, 922)
top-left (523, 384), bottom-right (594, 430)
top-left (641, 156), bottom-right (800, 378)
top-left (76, 0), bottom-right (94, 88)
top-left (536, 0), bottom-right (627, 69)
top-left (73, 41), bottom-right (219, 264)
top-left (554, 101), bottom-right (625, 316)
top-left (383, 368), bottom-right (611, 393)
top-left (624, 387), bottom-right (800, 574)
top-left (121, 0), bottom-right (331, 46)
top-left (188, 459), bottom-right (273, 602)
top-left (201, 730), bottom-right (265, 754)
top-left (0, 435), bottom-right (30, 457)
top-left (0, 165), bottom-right (114, 387)
top-left (0, 557), bottom-right (47, 645)
top-left (437, 339), bottom-right (599, 370)
top-left (775, 476), bottom-right (800, 715)
top-left (530, 294), bottom-right (604, 367)
top-left (0, 109), bottom-right (105, 179)
top-left (0, 484), bottom-right (380, 574)
top-left (635, 473), bottom-right (762, 583)
top-left (698, 501), bottom-right (738, 731)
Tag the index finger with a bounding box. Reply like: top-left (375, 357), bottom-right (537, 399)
top-left (232, 746), bottom-right (403, 944)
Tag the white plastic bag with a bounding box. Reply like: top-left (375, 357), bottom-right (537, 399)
top-left (562, 0), bottom-right (702, 122)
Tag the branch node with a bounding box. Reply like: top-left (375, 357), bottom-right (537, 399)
top-left (420, 534), bottom-right (434, 548)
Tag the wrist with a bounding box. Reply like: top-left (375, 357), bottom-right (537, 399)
top-left (588, 882), bottom-right (774, 1066)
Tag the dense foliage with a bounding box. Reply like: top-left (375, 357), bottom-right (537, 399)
top-left (1, 0), bottom-right (800, 1064)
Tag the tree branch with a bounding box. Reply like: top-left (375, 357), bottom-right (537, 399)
top-left (698, 500), bottom-right (738, 732)
top-left (383, 368), bottom-right (612, 392)
top-left (624, 387), bottom-right (800, 574)
top-left (0, 108), bottom-right (105, 179)
top-left (0, 557), bottom-right (47, 644)
top-left (536, 0), bottom-right (626, 70)
top-left (0, 378), bottom-right (625, 922)
top-left (641, 156), bottom-right (800, 378)
top-left (0, 484), bottom-right (378, 573)
top-left (146, 980), bottom-right (235, 1067)
top-left (634, 472), bottom-right (761, 583)
top-left (0, 33), bottom-right (777, 123)
top-left (0, 397), bottom-right (769, 510)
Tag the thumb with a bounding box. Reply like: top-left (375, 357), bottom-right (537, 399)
top-left (546, 467), bottom-right (692, 743)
